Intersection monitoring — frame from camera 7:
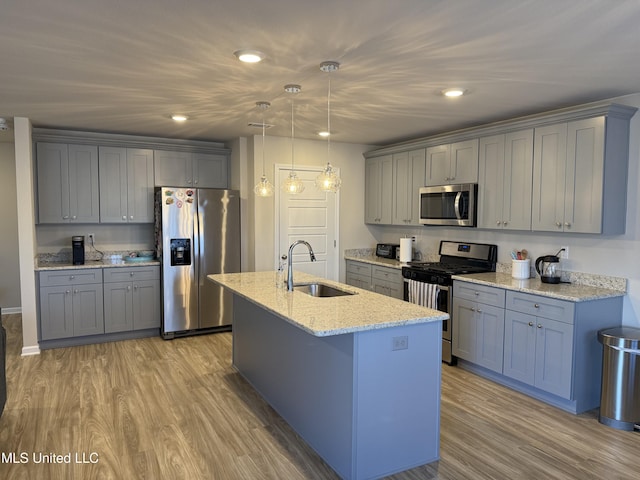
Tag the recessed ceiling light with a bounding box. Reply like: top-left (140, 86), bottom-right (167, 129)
top-left (318, 131), bottom-right (330, 137)
top-left (171, 114), bottom-right (188, 122)
top-left (234, 49), bottom-right (265, 63)
top-left (442, 88), bottom-right (466, 98)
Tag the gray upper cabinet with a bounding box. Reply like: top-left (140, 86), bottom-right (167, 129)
top-left (392, 149), bottom-right (426, 225)
top-left (154, 150), bottom-right (228, 188)
top-left (478, 130), bottom-right (534, 230)
top-left (36, 143), bottom-right (100, 224)
top-left (364, 155), bottom-right (393, 224)
top-left (99, 147), bottom-right (154, 223)
top-left (425, 139), bottom-right (478, 186)
top-left (532, 115), bottom-right (628, 234)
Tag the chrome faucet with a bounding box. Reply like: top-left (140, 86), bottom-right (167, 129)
top-left (287, 240), bottom-right (316, 291)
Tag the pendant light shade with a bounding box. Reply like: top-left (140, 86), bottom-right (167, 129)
top-left (316, 61), bottom-right (342, 192)
top-left (282, 84), bottom-right (305, 194)
top-left (253, 101), bottom-right (274, 197)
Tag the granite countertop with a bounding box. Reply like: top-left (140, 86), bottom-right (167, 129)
top-left (452, 272), bottom-right (626, 302)
top-left (208, 271), bottom-right (447, 337)
top-left (36, 258), bottom-right (160, 271)
top-left (344, 253), bottom-right (405, 269)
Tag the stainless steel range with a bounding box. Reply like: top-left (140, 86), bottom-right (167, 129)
top-left (402, 240), bottom-right (497, 365)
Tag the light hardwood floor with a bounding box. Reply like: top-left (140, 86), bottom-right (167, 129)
top-left (0, 313), bottom-right (638, 479)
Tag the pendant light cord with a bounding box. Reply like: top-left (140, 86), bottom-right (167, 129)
top-left (327, 72), bottom-right (331, 165)
top-left (290, 99), bottom-right (295, 170)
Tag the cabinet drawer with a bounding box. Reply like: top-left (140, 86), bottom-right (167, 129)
top-left (103, 266), bottom-right (160, 283)
top-left (506, 291), bottom-right (574, 324)
top-left (346, 261), bottom-right (372, 277)
top-left (453, 281), bottom-right (505, 308)
top-left (39, 269), bottom-right (102, 286)
top-left (372, 266), bottom-right (402, 283)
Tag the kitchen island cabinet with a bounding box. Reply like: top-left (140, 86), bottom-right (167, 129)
top-left (452, 274), bottom-right (624, 413)
top-left (209, 271), bottom-right (446, 480)
top-left (345, 258), bottom-right (404, 299)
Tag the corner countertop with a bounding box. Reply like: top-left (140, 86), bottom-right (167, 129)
top-left (452, 272), bottom-right (626, 302)
top-left (208, 271), bottom-right (447, 337)
top-left (344, 254), bottom-right (405, 270)
top-left (36, 258), bottom-right (161, 271)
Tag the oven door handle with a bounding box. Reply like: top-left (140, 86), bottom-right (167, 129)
top-left (454, 191), bottom-right (463, 220)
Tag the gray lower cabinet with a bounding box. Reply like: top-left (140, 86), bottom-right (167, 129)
top-left (103, 266), bottom-right (160, 332)
top-left (39, 269), bottom-right (104, 340)
top-left (452, 282), bottom-right (506, 373)
top-left (345, 260), bottom-right (403, 299)
top-left (99, 146), bottom-right (155, 223)
top-left (36, 142), bottom-right (100, 224)
top-left (153, 150), bottom-right (228, 188)
top-left (453, 280), bottom-right (623, 413)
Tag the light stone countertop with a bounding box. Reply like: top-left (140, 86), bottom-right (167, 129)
top-left (452, 272), bottom-right (626, 302)
top-left (36, 258), bottom-right (160, 271)
top-left (344, 253), bottom-right (405, 269)
top-left (208, 271), bottom-right (448, 337)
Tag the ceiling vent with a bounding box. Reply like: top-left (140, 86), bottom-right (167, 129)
top-left (248, 122), bottom-right (274, 129)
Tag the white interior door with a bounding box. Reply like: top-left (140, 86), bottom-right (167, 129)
top-left (276, 165), bottom-right (339, 281)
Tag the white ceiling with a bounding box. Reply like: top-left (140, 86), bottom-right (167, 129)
top-left (1, 0), bottom-right (640, 147)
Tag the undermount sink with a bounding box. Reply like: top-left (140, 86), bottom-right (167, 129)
top-left (293, 283), bottom-right (356, 298)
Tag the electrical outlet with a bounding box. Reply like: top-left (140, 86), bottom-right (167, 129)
top-left (392, 336), bottom-right (409, 351)
top-left (87, 233), bottom-right (95, 244)
top-left (411, 236), bottom-right (416, 243)
top-left (560, 246), bottom-right (569, 259)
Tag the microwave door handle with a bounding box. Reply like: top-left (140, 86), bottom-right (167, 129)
top-left (454, 191), bottom-right (463, 220)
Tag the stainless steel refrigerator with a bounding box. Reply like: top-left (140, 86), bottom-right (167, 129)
top-left (156, 187), bottom-right (240, 339)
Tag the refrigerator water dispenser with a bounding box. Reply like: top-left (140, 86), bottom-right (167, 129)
top-left (170, 238), bottom-right (191, 266)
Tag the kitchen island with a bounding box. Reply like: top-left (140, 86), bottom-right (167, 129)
top-left (207, 271), bottom-right (447, 480)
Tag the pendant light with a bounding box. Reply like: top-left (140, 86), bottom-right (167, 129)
top-left (282, 84), bottom-right (305, 194)
top-left (253, 101), bottom-right (274, 197)
top-left (315, 61), bottom-right (342, 193)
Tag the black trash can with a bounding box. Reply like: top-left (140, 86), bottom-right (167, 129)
top-left (597, 327), bottom-right (640, 431)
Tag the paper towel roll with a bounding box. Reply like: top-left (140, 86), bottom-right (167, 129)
top-left (399, 238), bottom-right (412, 262)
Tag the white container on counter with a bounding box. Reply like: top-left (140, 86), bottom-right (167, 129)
top-left (399, 238), bottom-right (413, 263)
top-left (512, 259), bottom-right (530, 279)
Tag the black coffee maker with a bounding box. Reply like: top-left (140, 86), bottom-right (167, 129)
top-left (72, 236), bottom-right (85, 265)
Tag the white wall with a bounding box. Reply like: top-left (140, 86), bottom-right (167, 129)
top-left (249, 134), bottom-right (376, 281)
top-left (0, 141), bottom-right (20, 310)
top-left (370, 93), bottom-right (640, 328)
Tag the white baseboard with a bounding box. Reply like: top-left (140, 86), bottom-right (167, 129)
top-left (21, 345), bottom-right (41, 356)
top-left (1, 307), bottom-right (22, 315)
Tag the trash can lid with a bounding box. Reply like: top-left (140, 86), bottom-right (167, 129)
top-left (598, 327), bottom-right (640, 349)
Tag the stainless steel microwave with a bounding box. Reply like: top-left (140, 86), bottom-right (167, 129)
top-left (419, 183), bottom-right (478, 227)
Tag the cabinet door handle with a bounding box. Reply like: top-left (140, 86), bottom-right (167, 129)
top-left (528, 321), bottom-right (534, 327)
top-left (565, 222), bottom-right (571, 228)
top-left (134, 284), bottom-right (138, 290)
top-left (73, 289), bottom-right (78, 294)
top-left (534, 304), bottom-right (539, 308)
top-left (503, 221), bottom-right (508, 226)
top-left (496, 220), bottom-right (501, 226)
top-left (72, 215), bottom-right (77, 220)
top-left (556, 222), bottom-right (562, 228)
top-left (474, 291), bottom-right (479, 296)
top-left (537, 324), bottom-right (543, 329)
top-left (65, 290), bottom-right (71, 294)
top-left (194, 179), bottom-right (199, 185)
top-left (470, 307), bottom-right (475, 312)
top-left (130, 272), bottom-right (134, 277)
top-left (127, 285), bottom-right (131, 291)
top-left (63, 215), bottom-right (69, 219)
top-left (477, 308), bottom-right (482, 313)
top-left (130, 215), bottom-right (134, 220)
top-left (122, 216), bottom-right (127, 221)
top-left (70, 275), bottom-right (75, 280)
